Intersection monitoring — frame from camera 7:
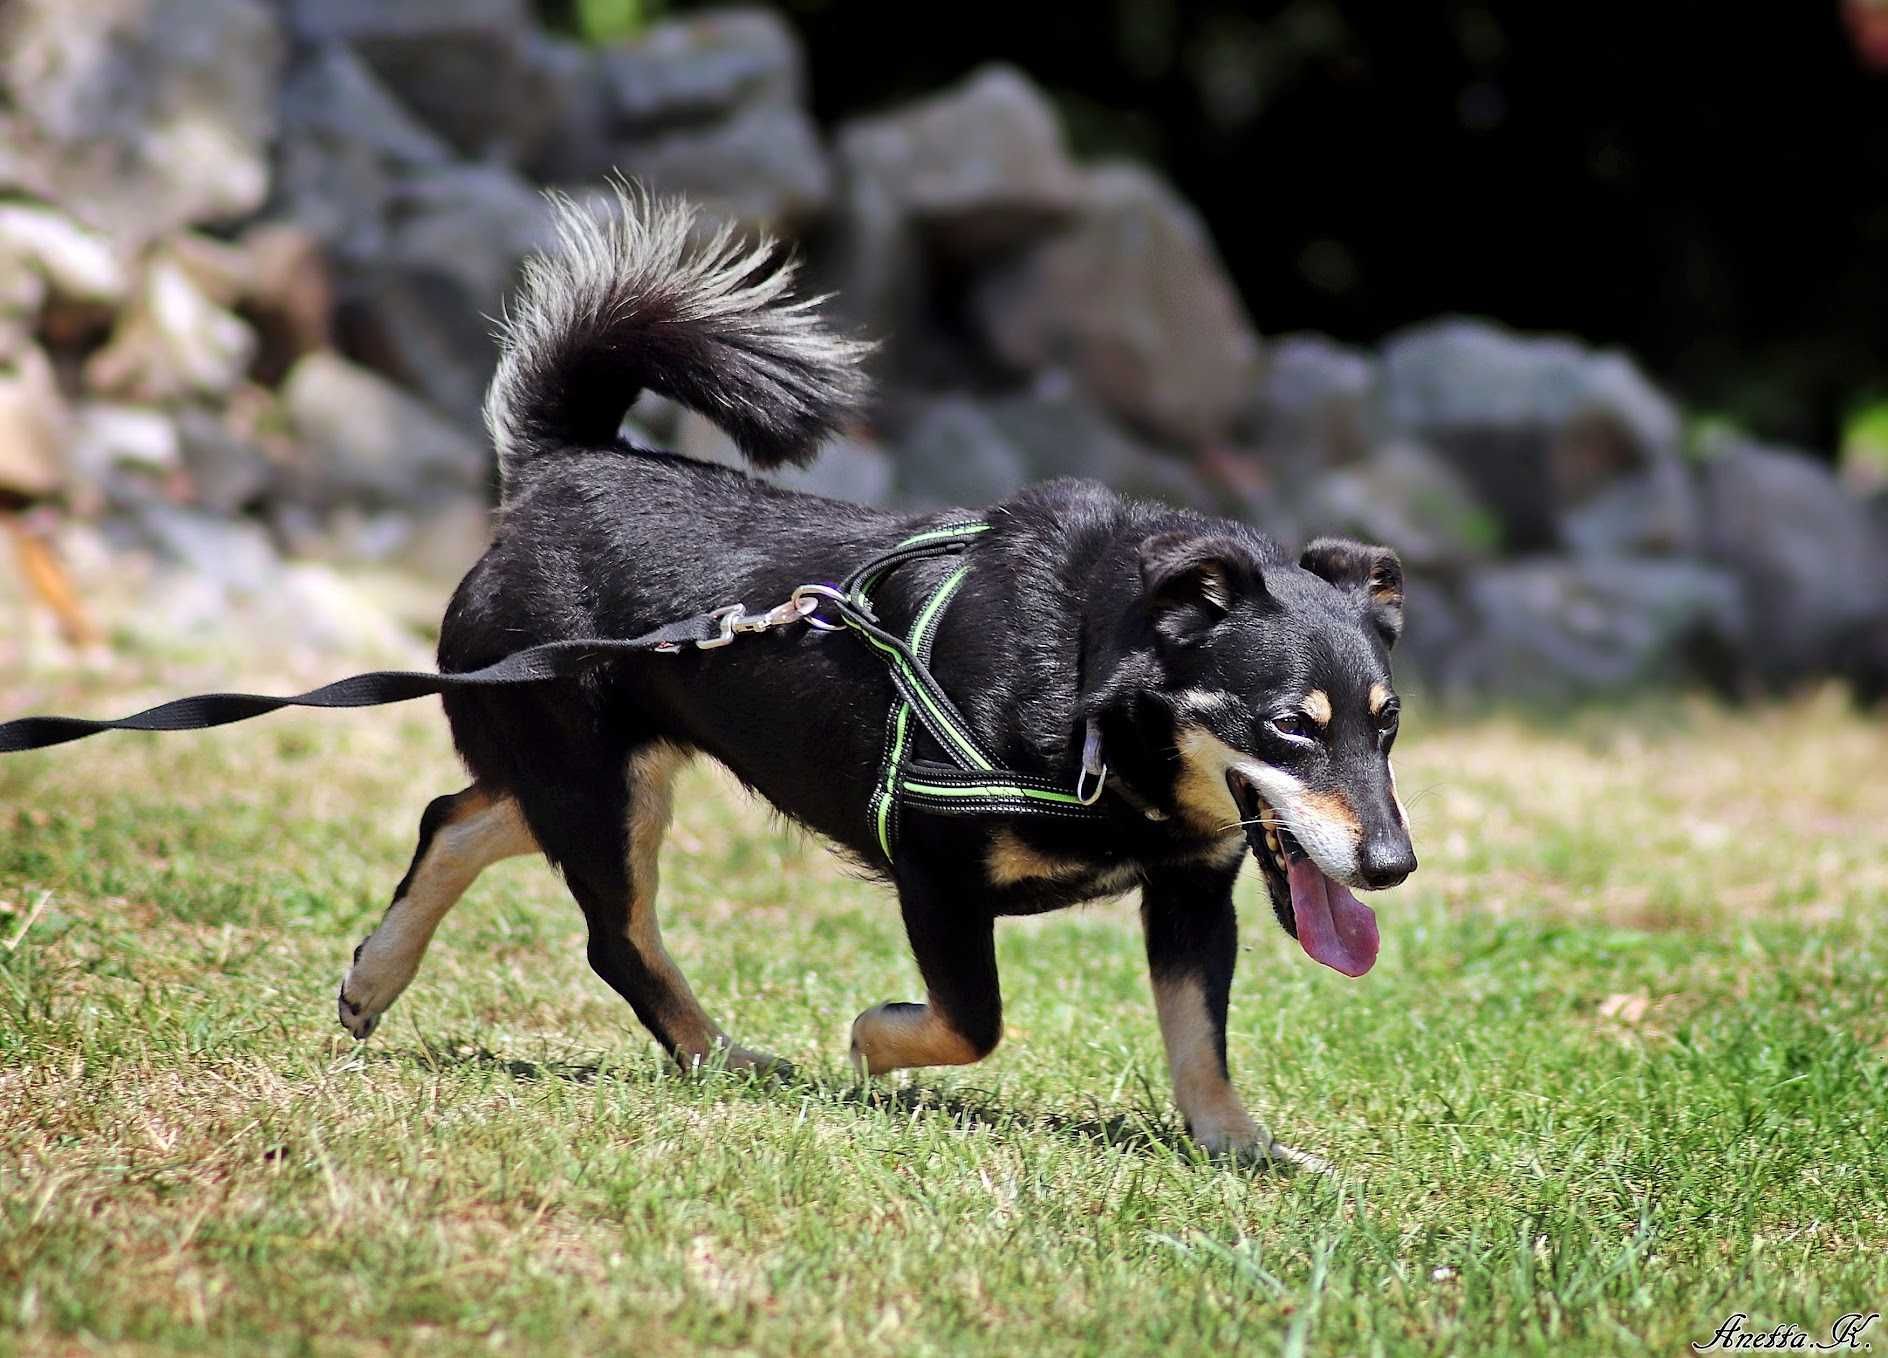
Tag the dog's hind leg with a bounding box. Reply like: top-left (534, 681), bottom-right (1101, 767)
top-left (338, 785), bottom-right (536, 1040)
top-left (530, 741), bottom-right (787, 1074)
top-left (850, 872), bottom-right (1002, 1077)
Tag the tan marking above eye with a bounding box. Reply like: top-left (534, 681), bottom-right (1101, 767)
top-left (1369, 682), bottom-right (1394, 716)
top-left (1302, 690), bottom-right (1332, 726)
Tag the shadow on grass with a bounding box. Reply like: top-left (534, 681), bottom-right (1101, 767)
top-left (374, 1037), bottom-right (1290, 1171)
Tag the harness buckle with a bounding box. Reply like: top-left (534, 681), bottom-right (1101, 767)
top-left (790, 584), bottom-right (851, 632)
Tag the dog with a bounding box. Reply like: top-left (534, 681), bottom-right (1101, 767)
top-left (335, 187), bottom-right (1418, 1164)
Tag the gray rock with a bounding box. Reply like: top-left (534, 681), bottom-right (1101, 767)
top-left (272, 42), bottom-right (455, 262)
top-left (279, 0), bottom-right (532, 157)
top-left (893, 384), bottom-right (1219, 512)
top-left (597, 8), bottom-right (803, 130)
top-left (174, 406), bottom-right (275, 514)
top-left (338, 163), bottom-right (551, 431)
top-left (672, 409), bottom-right (895, 508)
top-left (1254, 333), bottom-right (1378, 472)
top-left (131, 503), bottom-right (279, 590)
top-left (281, 351), bottom-right (487, 508)
top-left (0, 344), bottom-right (68, 498)
top-left (1294, 441), bottom-right (1500, 574)
top-left (1378, 318), bottom-right (1692, 553)
top-left (970, 164), bottom-right (1262, 450)
top-left (83, 254), bottom-right (257, 403)
top-left (0, 0), bottom-right (283, 245)
top-left (615, 98), bottom-right (832, 229)
top-left (1436, 557), bottom-right (1746, 698)
top-left (1697, 440), bottom-right (1888, 690)
top-left (512, 33), bottom-right (615, 186)
top-left (0, 203), bottom-right (128, 306)
top-left (894, 397), bottom-right (1032, 509)
top-left (836, 65), bottom-right (1084, 256)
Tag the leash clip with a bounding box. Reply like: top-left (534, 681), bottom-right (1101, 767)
top-left (790, 584), bottom-right (852, 632)
top-left (697, 595), bottom-right (820, 650)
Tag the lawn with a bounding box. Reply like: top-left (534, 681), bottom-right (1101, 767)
top-left (1, 673), bottom-right (1884, 1356)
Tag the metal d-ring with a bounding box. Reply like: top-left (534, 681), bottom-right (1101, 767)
top-left (790, 584), bottom-right (851, 632)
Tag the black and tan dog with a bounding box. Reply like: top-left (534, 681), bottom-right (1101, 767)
top-left (336, 188), bottom-right (1417, 1163)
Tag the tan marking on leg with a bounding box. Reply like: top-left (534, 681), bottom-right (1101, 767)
top-left (850, 1001), bottom-right (987, 1076)
top-left (342, 787), bottom-right (535, 1035)
top-left (1302, 689), bottom-right (1332, 727)
top-left (1150, 973), bottom-right (1266, 1156)
top-left (1369, 682), bottom-right (1394, 716)
top-left (624, 744), bottom-right (781, 1073)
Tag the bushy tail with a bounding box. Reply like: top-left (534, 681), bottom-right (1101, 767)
top-left (484, 182), bottom-right (872, 491)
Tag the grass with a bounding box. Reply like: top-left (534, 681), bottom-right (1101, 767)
top-left (1, 675), bottom-right (1885, 1356)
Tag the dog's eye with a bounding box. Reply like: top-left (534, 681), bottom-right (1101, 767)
top-left (1270, 714), bottom-right (1314, 741)
top-left (1376, 708), bottom-right (1400, 743)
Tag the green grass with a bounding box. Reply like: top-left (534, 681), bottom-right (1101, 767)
top-left (2, 682), bottom-right (1886, 1355)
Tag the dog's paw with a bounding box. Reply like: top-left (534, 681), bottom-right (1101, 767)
top-left (337, 940), bottom-right (394, 1041)
top-left (690, 1042), bottom-right (795, 1081)
top-left (336, 973), bottom-right (382, 1041)
top-left (1189, 1115), bottom-right (1331, 1175)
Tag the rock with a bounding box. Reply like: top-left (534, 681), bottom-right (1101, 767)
top-left (0, 202), bottom-right (128, 305)
top-left (615, 99), bottom-right (832, 229)
top-left (892, 383), bottom-right (1219, 511)
top-left (1378, 318), bottom-right (1692, 553)
top-left (835, 65), bottom-right (1084, 256)
top-left (1697, 440), bottom-right (1888, 690)
top-left (278, 0), bottom-right (532, 157)
top-left (0, 0), bottom-right (283, 245)
top-left (893, 397), bottom-right (1032, 508)
top-left (0, 344), bottom-right (69, 498)
top-left (336, 164), bottom-right (550, 431)
top-left (970, 164), bottom-right (1262, 449)
top-left (597, 8), bottom-right (803, 129)
top-left (1294, 441), bottom-right (1500, 573)
top-left (131, 502), bottom-right (279, 590)
top-left (281, 351), bottom-right (487, 508)
top-left (672, 410), bottom-right (895, 507)
top-left (1253, 333), bottom-right (1378, 472)
top-left (235, 223), bottom-right (335, 379)
top-left (512, 33), bottom-right (614, 186)
top-left (1436, 557), bottom-right (1746, 698)
top-left (174, 405), bottom-right (275, 514)
top-left (272, 41), bottom-right (455, 262)
top-left (83, 254), bottom-right (257, 403)
top-left (66, 402), bottom-right (182, 512)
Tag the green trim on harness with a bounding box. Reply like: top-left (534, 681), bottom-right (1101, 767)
top-left (846, 521), bottom-right (1105, 862)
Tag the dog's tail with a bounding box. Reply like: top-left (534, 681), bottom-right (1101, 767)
top-left (484, 182), bottom-right (871, 490)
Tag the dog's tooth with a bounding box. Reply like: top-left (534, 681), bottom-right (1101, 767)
top-left (1265, 830), bottom-right (1280, 851)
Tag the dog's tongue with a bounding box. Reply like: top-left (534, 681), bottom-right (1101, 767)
top-left (1287, 858), bottom-right (1380, 977)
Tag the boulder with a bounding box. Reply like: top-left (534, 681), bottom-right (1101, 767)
top-left (281, 351), bottom-right (487, 508)
top-left (893, 397), bottom-right (1032, 509)
top-left (1252, 333), bottom-right (1378, 472)
top-left (1378, 318), bottom-right (1693, 554)
top-left (512, 32), bottom-right (615, 187)
top-left (0, 203), bottom-right (128, 307)
top-left (1696, 440), bottom-right (1888, 691)
top-left (65, 402), bottom-right (182, 512)
top-left (970, 164), bottom-right (1262, 449)
top-left (1436, 557), bottom-right (1746, 698)
top-left (835, 65), bottom-right (1084, 256)
top-left (672, 410), bottom-right (896, 508)
top-left (0, 344), bottom-right (69, 499)
top-left (1292, 440), bottom-right (1500, 574)
top-left (596, 8), bottom-right (803, 129)
top-left (0, 0), bottom-right (283, 245)
top-left (278, 0), bottom-right (532, 157)
top-left (615, 98), bottom-right (832, 229)
top-left (272, 41), bottom-right (455, 263)
top-left (83, 254), bottom-right (257, 403)
top-left (335, 163), bottom-right (551, 431)
top-left (174, 405), bottom-right (276, 514)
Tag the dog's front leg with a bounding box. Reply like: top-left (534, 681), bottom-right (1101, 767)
top-left (851, 868), bottom-right (1001, 1077)
top-left (1141, 862), bottom-right (1292, 1163)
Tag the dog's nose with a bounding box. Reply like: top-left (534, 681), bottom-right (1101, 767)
top-left (1358, 836), bottom-right (1417, 890)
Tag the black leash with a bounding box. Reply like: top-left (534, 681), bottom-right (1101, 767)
top-left (0, 613), bottom-right (740, 755)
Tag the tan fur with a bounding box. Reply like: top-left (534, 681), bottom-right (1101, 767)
top-left (985, 829), bottom-right (1089, 886)
top-left (1302, 689), bottom-right (1332, 727)
top-left (850, 1001), bottom-right (986, 1076)
top-left (1299, 789), bottom-right (1363, 838)
top-left (1149, 973), bottom-right (1263, 1154)
top-left (622, 744), bottom-right (777, 1071)
top-left (340, 787), bottom-right (536, 1033)
top-left (1369, 682), bottom-right (1393, 716)
top-left (1172, 726), bottom-right (1244, 832)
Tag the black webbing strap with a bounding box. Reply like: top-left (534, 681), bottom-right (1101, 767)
top-left (0, 615), bottom-right (729, 755)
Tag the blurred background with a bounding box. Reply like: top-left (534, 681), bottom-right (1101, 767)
top-left (2, 0), bottom-right (1886, 703)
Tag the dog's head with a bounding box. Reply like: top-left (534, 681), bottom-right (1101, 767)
top-left (1134, 531), bottom-right (1417, 977)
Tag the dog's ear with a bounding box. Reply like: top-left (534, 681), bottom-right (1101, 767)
top-left (1138, 532), bottom-right (1265, 645)
top-left (1300, 537), bottom-right (1405, 648)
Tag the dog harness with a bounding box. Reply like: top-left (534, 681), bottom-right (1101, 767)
top-left (0, 519), bottom-right (1110, 862)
